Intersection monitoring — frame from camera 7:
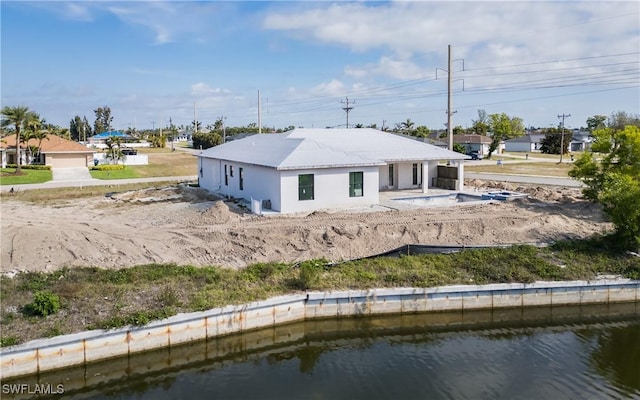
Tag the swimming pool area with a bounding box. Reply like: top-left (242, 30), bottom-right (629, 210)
top-left (392, 190), bottom-right (528, 207)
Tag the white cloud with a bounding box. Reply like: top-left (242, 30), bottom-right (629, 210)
top-left (345, 57), bottom-right (428, 80)
top-left (310, 79), bottom-right (346, 97)
top-left (190, 83), bottom-right (230, 96)
top-left (263, 1), bottom-right (640, 72)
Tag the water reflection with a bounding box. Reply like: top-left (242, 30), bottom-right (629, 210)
top-left (4, 303), bottom-right (639, 400)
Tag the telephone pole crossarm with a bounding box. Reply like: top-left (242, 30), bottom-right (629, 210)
top-left (340, 97), bottom-right (355, 129)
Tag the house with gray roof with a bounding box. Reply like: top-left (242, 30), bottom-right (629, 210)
top-left (504, 134), bottom-right (546, 153)
top-left (197, 128), bottom-right (467, 214)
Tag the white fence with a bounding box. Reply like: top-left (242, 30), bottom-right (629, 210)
top-left (92, 153), bottom-right (148, 166)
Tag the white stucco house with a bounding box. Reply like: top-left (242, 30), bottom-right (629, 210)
top-left (197, 128), bottom-right (468, 214)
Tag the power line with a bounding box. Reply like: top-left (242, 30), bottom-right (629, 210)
top-left (465, 51), bottom-right (639, 71)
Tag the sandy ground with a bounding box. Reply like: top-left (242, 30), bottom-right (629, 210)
top-left (1, 181), bottom-right (612, 273)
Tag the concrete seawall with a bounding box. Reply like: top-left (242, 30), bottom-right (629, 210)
top-left (1, 279), bottom-right (638, 379)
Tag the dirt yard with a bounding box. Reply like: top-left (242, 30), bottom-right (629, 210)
top-left (0, 181), bottom-right (612, 274)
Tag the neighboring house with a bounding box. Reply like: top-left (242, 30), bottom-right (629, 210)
top-left (504, 134), bottom-right (546, 152)
top-left (175, 130), bottom-right (193, 142)
top-left (570, 130), bottom-right (592, 152)
top-left (452, 134), bottom-right (492, 155)
top-left (87, 131), bottom-right (136, 145)
top-left (197, 128), bottom-right (468, 214)
top-left (390, 132), bottom-right (449, 149)
top-left (1, 135), bottom-right (94, 168)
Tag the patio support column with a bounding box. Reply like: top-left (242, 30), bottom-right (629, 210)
top-left (457, 162), bottom-right (464, 191)
top-left (422, 162), bottom-right (429, 194)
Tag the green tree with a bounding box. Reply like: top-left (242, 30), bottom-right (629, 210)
top-left (104, 137), bottom-right (125, 165)
top-left (70, 115), bottom-right (92, 141)
top-left (33, 128), bottom-right (50, 163)
top-left (569, 125), bottom-right (640, 250)
top-left (471, 109), bottom-right (490, 135)
top-left (1, 105), bottom-right (30, 172)
top-left (22, 112), bottom-right (41, 163)
top-left (586, 115), bottom-right (607, 132)
top-left (192, 132), bottom-right (222, 149)
top-left (487, 113), bottom-right (524, 159)
top-left (608, 111), bottom-right (640, 131)
top-left (540, 131), bottom-right (573, 155)
top-left (453, 143), bottom-right (466, 154)
top-left (93, 106), bottom-right (113, 134)
top-left (414, 126), bottom-right (430, 138)
top-left (395, 118), bottom-right (415, 134)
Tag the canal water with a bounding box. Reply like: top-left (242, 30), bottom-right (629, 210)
top-left (5, 303), bottom-right (639, 399)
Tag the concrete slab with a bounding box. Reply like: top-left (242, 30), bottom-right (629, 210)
top-left (52, 167), bottom-right (95, 182)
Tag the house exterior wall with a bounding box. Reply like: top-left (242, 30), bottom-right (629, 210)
top-left (427, 161), bottom-right (438, 188)
top-left (279, 166), bottom-right (379, 214)
top-left (45, 153), bottom-right (91, 168)
top-left (397, 162), bottom-right (422, 190)
top-left (200, 158), bottom-right (282, 211)
top-left (505, 142), bottom-right (534, 152)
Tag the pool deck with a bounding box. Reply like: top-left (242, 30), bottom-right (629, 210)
top-left (378, 187), bottom-right (489, 211)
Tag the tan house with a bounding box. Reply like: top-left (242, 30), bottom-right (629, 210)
top-left (1, 135), bottom-right (94, 168)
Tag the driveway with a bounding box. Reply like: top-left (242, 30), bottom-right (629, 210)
top-left (52, 167), bottom-right (95, 182)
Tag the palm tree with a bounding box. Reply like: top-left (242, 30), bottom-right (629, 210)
top-left (1, 105), bottom-right (30, 172)
top-left (33, 129), bottom-right (50, 164)
top-left (23, 112), bottom-right (41, 164)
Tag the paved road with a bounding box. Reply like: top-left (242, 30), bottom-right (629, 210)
top-left (0, 175), bottom-right (198, 193)
top-left (466, 172), bottom-right (582, 187)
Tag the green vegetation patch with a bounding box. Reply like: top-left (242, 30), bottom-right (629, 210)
top-left (0, 168), bottom-right (52, 185)
top-left (90, 167), bottom-right (138, 180)
top-left (0, 237), bottom-right (638, 346)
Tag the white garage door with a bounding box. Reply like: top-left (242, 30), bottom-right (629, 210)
top-left (49, 154), bottom-right (89, 168)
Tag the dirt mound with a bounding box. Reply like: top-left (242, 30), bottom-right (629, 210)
top-left (0, 184), bottom-right (613, 273)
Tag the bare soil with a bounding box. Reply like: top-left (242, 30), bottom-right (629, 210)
top-left (1, 180), bottom-right (612, 274)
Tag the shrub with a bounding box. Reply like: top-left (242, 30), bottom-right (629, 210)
top-left (299, 259), bottom-right (327, 289)
top-left (4, 164), bottom-right (51, 170)
top-left (90, 164), bottom-right (126, 171)
top-left (26, 291), bottom-right (61, 317)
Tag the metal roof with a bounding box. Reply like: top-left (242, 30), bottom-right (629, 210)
top-left (198, 128), bottom-right (467, 170)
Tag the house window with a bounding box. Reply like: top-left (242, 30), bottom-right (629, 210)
top-left (230, 165), bottom-right (234, 177)
top-left (298, 174), bottom-right (314, 201)
top-left (349, 171), bottom-right (363, 197)
top-left (224, 165), bottom-right (228, 186)
top-left (388, 164), bottom-right (394, 187)
top-left (412, 163), bottom-right (418, 185)
top-left (239, 167), bottom-right (244, 190)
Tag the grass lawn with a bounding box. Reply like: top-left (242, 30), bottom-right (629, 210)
top-left (465, 162), bottom-right (574, 177)
top-left (0, 168), bottom-right (52, 185)
top-left (0, 181), bottom-right (188, 203)
top-left (502, 151), bottom-right (585, 160)
top-left (90, 168), bottom-right (139, 180)
top-left (90, 150), bottom-right (197, 179)
top-left (129, 151), bottom-right (197, 177)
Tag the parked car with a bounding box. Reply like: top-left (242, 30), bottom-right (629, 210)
top-left (467, 151), bottom-right (482, 160)
top-left (121, 148), bottom-right (137, 156)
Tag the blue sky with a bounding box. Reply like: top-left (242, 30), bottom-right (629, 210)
top-left (2, 1), bottom-right (639, 132)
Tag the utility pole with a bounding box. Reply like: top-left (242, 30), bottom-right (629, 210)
top-left (222, 116), bottom-right (227, 144)
top-left (194, 103), bottom-right (198, 133)
top-left (558, 113), bottom-right (571, 163)
top-left (436, 45), bottom-right (463, 152)
top-left (258, 90), bottom-right (262, 134)
top-left (447, 44), bottom-right (453, 151)
top-left (340, 97), bottom-right (355, 128)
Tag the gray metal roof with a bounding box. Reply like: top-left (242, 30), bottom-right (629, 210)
top-left (198, 128), bottom-right (467, 170)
